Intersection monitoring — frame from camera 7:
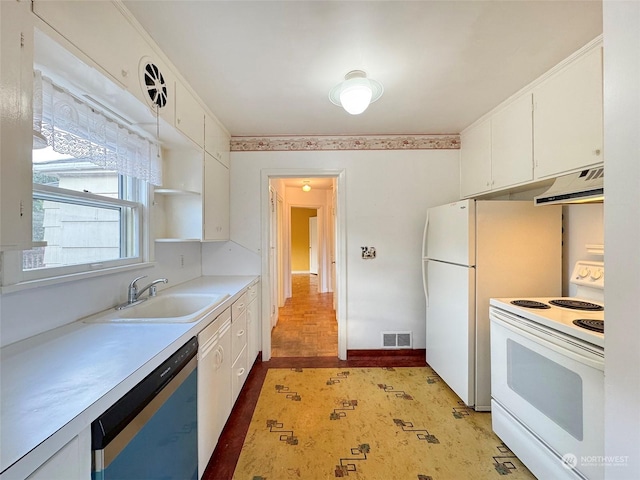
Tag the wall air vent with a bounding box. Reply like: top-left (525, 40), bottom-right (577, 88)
top-left (139, 58), bottom-right (168, 110)
top-left (382, 332), bottom-right (412, 349)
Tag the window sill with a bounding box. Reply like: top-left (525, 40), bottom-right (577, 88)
top-left (0, 262), bottom-right (156, 295)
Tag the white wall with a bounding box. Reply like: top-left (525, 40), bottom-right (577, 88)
top-left (0, 242), bottom-right (202, 347)
top-left (221, 149), bottom-right (460, 350)
top-left (603, 1), bottom-right (640, 477)
top-left (562, 203), bottom-right (604, 296)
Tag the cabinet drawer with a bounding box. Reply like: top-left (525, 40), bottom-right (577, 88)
top-left (247, 283), bottom-right (259, 302)
top-left (232, 292), bottom-right (248, 318)
top-left (231, 310), bottom-right (247, 362)
top-left (232, 346), bottom-right (248, 403)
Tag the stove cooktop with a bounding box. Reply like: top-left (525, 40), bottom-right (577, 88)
top-left (491, 297), bottom-right (604, 348)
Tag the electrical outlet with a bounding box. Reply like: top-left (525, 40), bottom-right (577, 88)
top-left (361, 246), bottom-right (376, 259)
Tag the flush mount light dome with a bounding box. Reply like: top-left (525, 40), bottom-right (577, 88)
top-left (329, 70), bottom-right (383, 115)
top-left (302, 181), bottom-right (311, 192)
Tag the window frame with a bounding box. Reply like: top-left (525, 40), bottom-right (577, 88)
top-left (21, 181), bottom-right (145, 281)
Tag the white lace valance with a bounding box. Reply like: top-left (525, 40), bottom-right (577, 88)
top-left (33, 70), bottom-right (162, 185)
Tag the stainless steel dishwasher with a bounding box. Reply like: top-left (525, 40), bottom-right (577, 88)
top-left (91, 337), bottom-right (198, 480)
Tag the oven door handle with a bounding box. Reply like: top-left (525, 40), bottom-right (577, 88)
top-left (491, 310), bottom-right (604, 371)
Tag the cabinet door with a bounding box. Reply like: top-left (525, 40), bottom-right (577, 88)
top-left (25, 429), bottom-right (91, 480)
top-left (203, 152), bottom-right (230, 241)
top-left (175, 80), bottom-right (204, 147)
top-left (1, 0), bottom-right (33, 251)
top-left (533, 46), bottom-right (603, 179)
top-left (491, 94), bottom-right (534, 190)
top-left (460, 120), bottom-right (492, 197)
top-left (204, 113), bottom-right (230, 167)
top-left (197, 308), bottom-right (231, 479)
top-left (33, 1), bottom-right (144, 90)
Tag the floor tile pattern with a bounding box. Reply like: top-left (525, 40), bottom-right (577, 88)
top-left (232, 367), bottom-right (536, 480)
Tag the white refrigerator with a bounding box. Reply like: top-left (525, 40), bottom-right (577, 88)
top-left (422, 199), bottom-right (562, 410)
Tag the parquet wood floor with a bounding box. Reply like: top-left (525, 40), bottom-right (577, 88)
top-left (270, 273), bottom-right (338, 357)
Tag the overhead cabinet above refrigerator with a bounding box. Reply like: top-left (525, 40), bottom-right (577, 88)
top-left (421, 199), bottom-right (562, 410)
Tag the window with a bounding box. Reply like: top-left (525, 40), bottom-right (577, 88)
top-left (12, 60), bottom-right (161, 284)
top-left (22, 147), bottom-right (144, 277)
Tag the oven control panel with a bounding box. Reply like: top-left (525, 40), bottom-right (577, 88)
top-left (571, 261), bottom-right (604, 289)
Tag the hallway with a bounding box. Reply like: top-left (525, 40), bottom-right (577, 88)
top-left (271, 274), bottom-right (338, 357)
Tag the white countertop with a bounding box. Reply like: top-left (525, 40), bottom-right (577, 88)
top-left (0, 275), bottom-right (257, 475)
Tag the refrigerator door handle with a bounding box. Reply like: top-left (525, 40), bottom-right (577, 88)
top-left (422, 212), bottom-right (430, 258)
top-left (422, 259), bottom-right (429, 306)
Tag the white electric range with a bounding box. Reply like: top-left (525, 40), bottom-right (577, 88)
top-left (489, 260), bottom-right (605, 480)
top-left (490, 260), bottom-right (604, 348)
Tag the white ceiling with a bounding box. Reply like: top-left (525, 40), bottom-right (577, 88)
top-left (122, 0), bottom-right (602, 137)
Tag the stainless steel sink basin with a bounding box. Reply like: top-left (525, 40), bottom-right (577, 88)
top-left (85, 293), bottom-right (230, 323)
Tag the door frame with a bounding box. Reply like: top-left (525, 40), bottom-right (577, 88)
top-left (260, 168), bottom-right (347, 360)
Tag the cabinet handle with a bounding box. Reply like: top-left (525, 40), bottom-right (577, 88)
top-left (595, 149), bottom-right (601, 156)
top-left (237, 368), bottom-right (245, 377)
top-left (214, 345), bottom-right (223, 368)
top-left (237, 329), bottom-right (245, 337)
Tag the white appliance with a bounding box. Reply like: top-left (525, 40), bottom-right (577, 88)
top-left (421, 199), bottom-right (562, 410)
top-left (490, 260), bottom-right (605, 480)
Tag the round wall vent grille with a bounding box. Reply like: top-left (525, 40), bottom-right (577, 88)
top-left (139, 59), bottom-right (168, 110)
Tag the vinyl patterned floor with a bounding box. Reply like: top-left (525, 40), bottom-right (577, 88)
top-left (233, 367), bottom-right (536, 479)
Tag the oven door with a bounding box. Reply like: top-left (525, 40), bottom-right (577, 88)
top-left (490, 307), bottom-right (604, 480)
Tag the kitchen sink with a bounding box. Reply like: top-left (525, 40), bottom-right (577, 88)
top-left (85, 293), bottom-right (230, 323)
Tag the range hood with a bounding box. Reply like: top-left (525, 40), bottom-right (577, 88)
top-left (534, 167), bottom-right (604, 206)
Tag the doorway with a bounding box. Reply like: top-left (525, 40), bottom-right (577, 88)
top-left (260, 169), bottom-right (347, 360)
top-left (272, 205), bottom-right (336, 357)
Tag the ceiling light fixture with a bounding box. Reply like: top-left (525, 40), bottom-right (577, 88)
top-left (329, 70), bottom-right (383, 115)
top-left (302, 181), bottom-right (311, 192)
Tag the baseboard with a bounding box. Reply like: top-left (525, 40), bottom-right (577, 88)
top-left (347, 349), bottom-right (426, 358)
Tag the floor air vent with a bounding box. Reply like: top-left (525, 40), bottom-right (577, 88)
top-left (382, 332), bottom-right (412, 349)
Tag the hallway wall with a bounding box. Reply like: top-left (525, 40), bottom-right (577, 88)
top-left (291, 208), bottom-right (316, 272)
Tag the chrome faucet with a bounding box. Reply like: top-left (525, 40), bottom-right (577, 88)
top-left (117, 275), bottom-right (168, 310)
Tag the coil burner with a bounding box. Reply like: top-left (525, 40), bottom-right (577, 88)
top-left (510, 300), bottom-right (550, 309)
top-left (549, 299), bottom-right (604, 311)
top-left (572, 319), bottom-right (604, 333)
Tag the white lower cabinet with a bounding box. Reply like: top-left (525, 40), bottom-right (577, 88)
top-left (231, 293), bottom-right (248, 404)
top-left (24, 432), bottom-right (90, 480)
top-left (196, 289), bottom-right (253, 477)
top-left (5, 428), bottom-right (92, 480)
top-left (232, 346), bottom-right (249, 402)
top-left (197, 307), bottom-right (232, 479)
top-left (246, 280), bottom-right (261, 367)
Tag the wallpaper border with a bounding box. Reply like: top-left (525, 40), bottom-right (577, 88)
top-left (230, 135), bottom-right (460, 152)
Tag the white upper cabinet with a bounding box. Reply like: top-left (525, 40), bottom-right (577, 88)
top-left (204, 112), bottom-right (230, 168)
top-left (175, 80), bottom-right (205, 148)
top-left (203, 152), bottom-right (230, 241)
top-left (32, 1), bottom-right (177, 137)
top-left (460, 38), bottom-right (602, 198)
top-left (491, 94), bottom-right (534, 190)
top-left (32, 1), bottom-right (145, 90)
top-left (460, 120), bottom-right (492, 197)
top-left (1, 0), bottom-right (34, 251)
top-left (533, 46), bottom-right (603, 179)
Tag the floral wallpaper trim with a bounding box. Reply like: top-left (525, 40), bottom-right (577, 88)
top-left (230, 135), bottom-right (460, 151)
